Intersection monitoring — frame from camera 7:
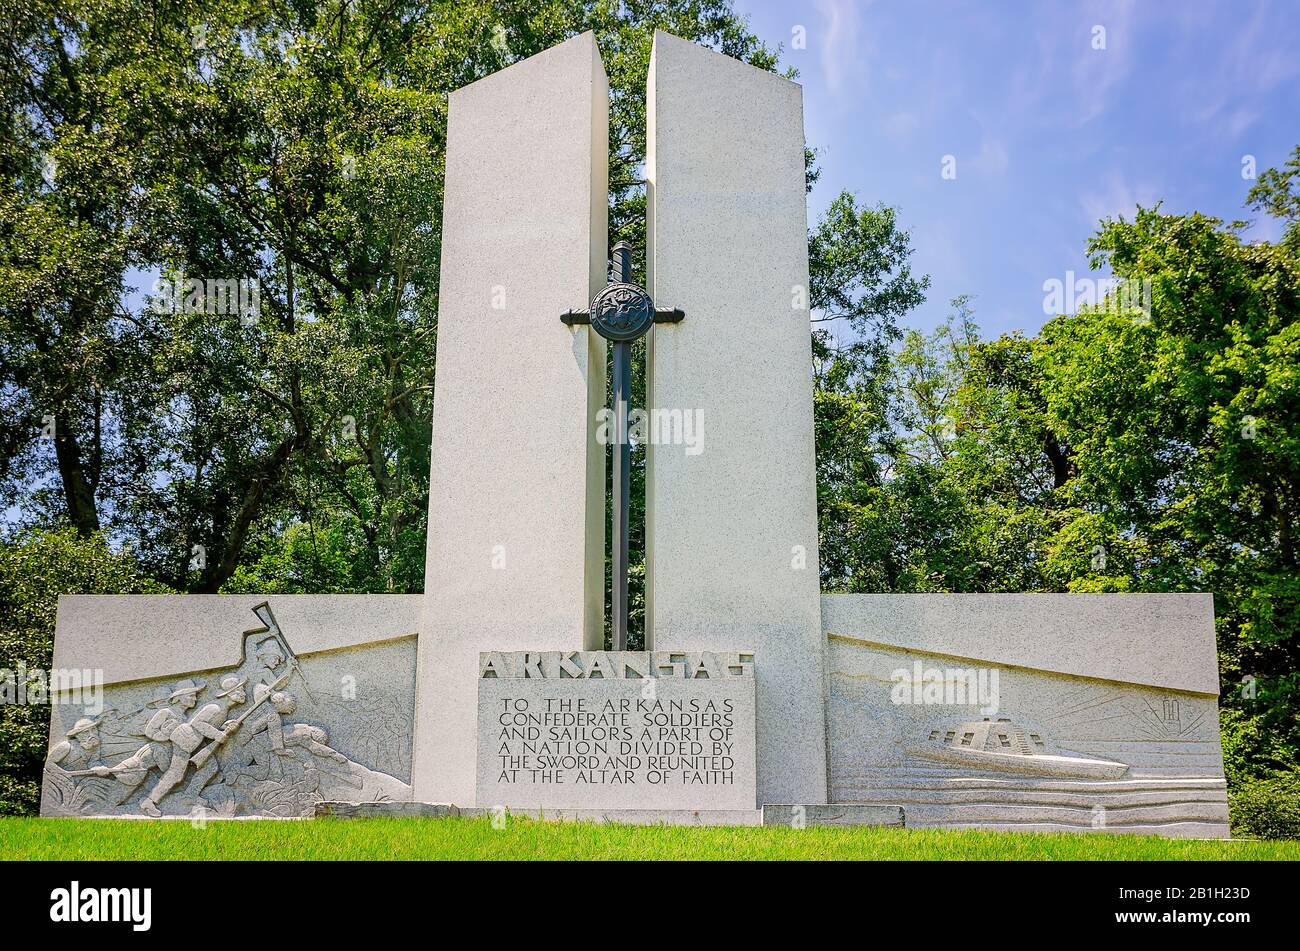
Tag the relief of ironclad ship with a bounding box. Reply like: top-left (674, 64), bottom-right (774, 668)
top-left (906, 716), bottom-right (1129, 779)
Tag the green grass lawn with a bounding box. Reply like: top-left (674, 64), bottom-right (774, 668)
top-left (1, 816), bottom-right (1296, 860)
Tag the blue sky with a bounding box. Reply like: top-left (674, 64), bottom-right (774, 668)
top-left (733, 0), bottom-right (1300, 338)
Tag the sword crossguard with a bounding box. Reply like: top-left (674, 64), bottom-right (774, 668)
top-left (560, 307), bottom-right (684, 326)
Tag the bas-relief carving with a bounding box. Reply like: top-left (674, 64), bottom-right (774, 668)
top-left (41, 604), bottom-right (413, 818)
top-left (905, 715), bottom-right (1130, 779)
top-left (826, 637), bottom-right (1230, 837)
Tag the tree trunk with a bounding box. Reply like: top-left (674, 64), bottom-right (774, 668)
top-left (51, 411), bottom-right (101, 535)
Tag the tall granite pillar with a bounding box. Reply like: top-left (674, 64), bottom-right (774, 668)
top-left (645, 32), bottom-right (829, 805)
top-left (412, 33), bottom-right (609, 804)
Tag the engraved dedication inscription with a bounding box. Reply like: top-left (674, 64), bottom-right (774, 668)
top-left (476, 651), bottom-right (757, 811)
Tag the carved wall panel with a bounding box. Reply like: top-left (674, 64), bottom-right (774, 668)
top-left (826, 636), bottom-right (1229, 837)
top-left (42, 604), bottom-right (414, 819)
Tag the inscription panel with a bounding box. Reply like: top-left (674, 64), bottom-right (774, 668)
top-left (476, 651), bottom-right (756, 811)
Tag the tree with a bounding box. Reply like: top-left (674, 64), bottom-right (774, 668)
top-left (1247, 143), bottom-right (1300, 249)
top-left (0, 0), bottom-right (783, 602)
top-left (816, 160), bottom-right (1300, 788)
top-left (0, 0), bottom-right (789, 812)
top-left (1042, 206), bottom-right (1300, 752)
top-left (0, 529), bottom-right (170, 815)
top-left (817, 295), bottom-right (1060, 595)
top-left (0, 0), bottom-right (197, 535)
top-left (810, 196), bottom-right (931, 590)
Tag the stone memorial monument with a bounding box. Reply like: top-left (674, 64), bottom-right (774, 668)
top-left (41, 31), bottom-right (1229, 837)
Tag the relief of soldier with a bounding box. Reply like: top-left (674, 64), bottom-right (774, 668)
top-left (46, 717), bottom-right (105, 772)
top-left (138, 674), bottom-right (249, 816)
top-left (42, 603), bottom-right (407, 817)
top-left (224, 685), bottom-right (298, 782)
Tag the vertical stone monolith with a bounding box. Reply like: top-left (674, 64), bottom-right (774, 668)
top-left (412, 33), bottom-right (609, 804)
top-left (645, 32), bottom-right (828, 805)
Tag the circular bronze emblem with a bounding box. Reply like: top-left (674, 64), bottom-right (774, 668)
top-left (589, 283), bottom-right (654, 342)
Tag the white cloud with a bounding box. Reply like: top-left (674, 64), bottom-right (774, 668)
top-left (815, 0), bottom-right (869, 94)
top-left (1079, 173), bottom-right (1159, 226)
top-left (1187, 2), bottom-right (1298, 140)
top-left (1070, 0), bottom-right (1138, 125)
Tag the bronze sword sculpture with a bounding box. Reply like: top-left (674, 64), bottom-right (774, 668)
top-left (562, 241), bottom-right (683, 649)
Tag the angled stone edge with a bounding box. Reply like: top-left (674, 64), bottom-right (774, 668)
top-left (651, 29), bottom-right (802, 90)
top-left (822, 593), bottom-right (1220, 695)
top-left (412, 28), bottom-right (609, 807)
top-left (646, 21), bottom-right (827, 809)
top-left (53, 594), bottom-right (423, 688)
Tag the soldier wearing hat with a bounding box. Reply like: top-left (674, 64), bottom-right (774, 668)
top-left (139, 674), bottom-right (247, 817)
top-left (147, 679), bottom-right (204, 711)
top-left (46, 717), bottom-right (103, 772)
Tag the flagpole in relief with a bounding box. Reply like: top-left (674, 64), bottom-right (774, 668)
top-left (562, 241), bottom-right (684, 649)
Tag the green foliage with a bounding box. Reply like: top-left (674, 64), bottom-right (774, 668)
top-left (810, 193), bottom-right (930, 376)
top-left (1229, 776), bottom-right (1300, 840)
top-left (0, 530), bottom-right (170, 815)
top-left (0, 0), bottom-right (781, 604)
top-left (812, 185), bottom-right (1300, 818)
top-left (1246, 143), bottom-right (1300, 250)
top-left (0, 0), bottom-right (783, 802)
top-left (1219, 707), bottom-right (1298, 790)
top-left (223, 521), bottom-right (386, 594)
top-left (2, 1), bottom-right (1297, 836)
top-left (1054, 208), bottom-right (1300, 758)
top-left (817, 296), bottom-right (1057, 594)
